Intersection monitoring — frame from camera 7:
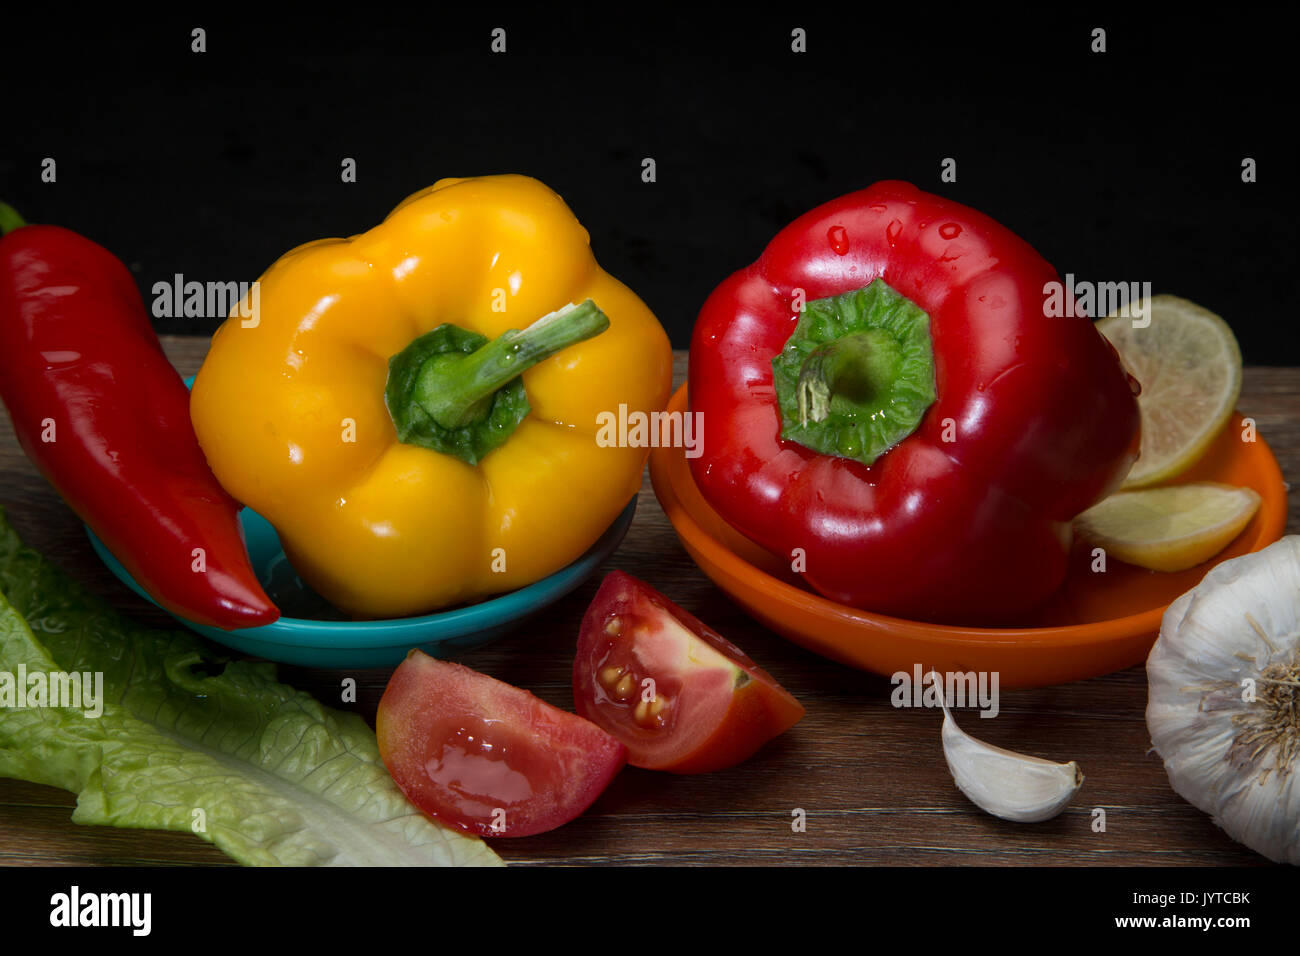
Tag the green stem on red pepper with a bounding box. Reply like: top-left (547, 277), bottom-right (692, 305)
top-left (385, 299), bottom-right (609, 466)
top-left (0, 203), bottom-right (26, 236)
top-left (771, 278), bottom-right (937, 466)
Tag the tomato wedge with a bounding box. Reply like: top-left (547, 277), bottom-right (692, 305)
top-left (573, 571), bottom-right (805, 774)
top-left (377, 651), bottom-right (626, 838)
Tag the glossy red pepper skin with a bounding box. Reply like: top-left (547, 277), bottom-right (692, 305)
top-left (689, 181), bottom-right (1141, 624)
top-left (0, 224), bottom-right (278, 629)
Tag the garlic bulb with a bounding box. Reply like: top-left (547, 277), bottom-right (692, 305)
top-left (1146, 535), bottom-right (1300, 864)
top-left (935, 677), bottom-right (1083, 822)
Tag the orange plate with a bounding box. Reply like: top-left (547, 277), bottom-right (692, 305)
top-left (649, 384), bottom-right (1288, 688)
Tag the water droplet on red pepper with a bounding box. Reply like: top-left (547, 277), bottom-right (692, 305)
top-left (939, 222), bottom-right (962, 239)
top-left (886, 219), bottom-right (903, 245)
top-left (827, 226), bottom-right (849, 255)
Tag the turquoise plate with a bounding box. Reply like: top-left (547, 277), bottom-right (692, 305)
top-left (87, 498), bottom-right (636, 668)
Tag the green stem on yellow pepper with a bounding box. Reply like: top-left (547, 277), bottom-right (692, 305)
top-left (385, 300), bottom-right (609, 466)
top-left (416, 300), bottom-right (608, 429)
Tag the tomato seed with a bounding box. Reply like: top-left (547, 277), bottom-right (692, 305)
top-left (614, 673), bottom-right (635, 701)
top-left (633, 694), bottom-right (669, 727)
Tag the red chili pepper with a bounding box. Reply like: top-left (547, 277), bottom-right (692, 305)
top-left (688, 181), bottom-right (1141, 624)
top-left (0, 208), bottom-right (278, 629)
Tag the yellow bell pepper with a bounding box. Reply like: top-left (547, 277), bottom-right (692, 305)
top-left (190, 175), bottom-right (672, 617)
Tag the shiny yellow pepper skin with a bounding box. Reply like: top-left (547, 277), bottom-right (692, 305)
top-left (191, 175), bottom-right (672, 617)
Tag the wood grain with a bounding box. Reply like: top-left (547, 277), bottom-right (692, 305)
top-left (0, 337), bottom-right (1295, 866)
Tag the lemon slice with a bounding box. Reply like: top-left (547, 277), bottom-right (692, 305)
top-left (1073, 483), bottom-right (1261, 572)
top-left (1097, 295), bottom-right (1242, 489)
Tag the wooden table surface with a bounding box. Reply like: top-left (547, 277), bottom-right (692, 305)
top-left (1, 338), bottom-right (1296, 867)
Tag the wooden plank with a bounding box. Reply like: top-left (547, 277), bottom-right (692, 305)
top-left (0, 336), bottom-right (1294, 865)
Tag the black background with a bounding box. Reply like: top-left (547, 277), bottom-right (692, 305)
top-left (3, 9), bottom-right (1296, 360)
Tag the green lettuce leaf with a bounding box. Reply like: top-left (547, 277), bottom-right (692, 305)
top-left (0, 510), bottom-right (502, 867)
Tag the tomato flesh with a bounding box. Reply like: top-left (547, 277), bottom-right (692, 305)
top-left (574, 571), bottom-right (805, 774)
top-left (377, 651), bottom-right (626, 837)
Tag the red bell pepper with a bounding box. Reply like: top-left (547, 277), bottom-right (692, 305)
top-left (0, 208), bottom-right (278, 629)
top-left (688, 181), bottom-right (1141, 624)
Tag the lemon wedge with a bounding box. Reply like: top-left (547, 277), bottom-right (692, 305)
top-left (1073, 483), bottom-right (1261, 572)
top-left (1098, 295), bottom-right (1242, 489)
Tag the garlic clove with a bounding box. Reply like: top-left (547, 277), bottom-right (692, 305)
top-left (935, 677), bottom-right (1083, 823)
